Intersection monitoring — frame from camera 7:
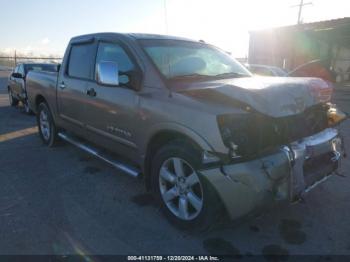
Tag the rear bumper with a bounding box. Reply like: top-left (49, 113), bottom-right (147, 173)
top-left (200, 128), bottom-right (344, 220)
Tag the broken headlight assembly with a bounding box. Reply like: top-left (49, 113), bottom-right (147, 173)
top-left (217, 112), bottom-right (308, 160)
top-left (217, 114), bottom-right (258, 159)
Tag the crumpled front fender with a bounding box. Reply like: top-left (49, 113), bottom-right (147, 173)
top-left (199, 151), bottom-right (291, 220)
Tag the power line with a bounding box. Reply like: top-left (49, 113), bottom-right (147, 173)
top-left (291, 0), bottom-right (313, 24)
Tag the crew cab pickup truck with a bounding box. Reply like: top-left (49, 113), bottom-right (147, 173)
top-left (26, 33), bottom-right (346, 229)
top-left (8, 63), bottom-right (58, 114)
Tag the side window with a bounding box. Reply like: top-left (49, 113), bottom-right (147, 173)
top-left (96, 42), bottom-right (135, 84)
top-left (67, 43), bottom-right (95, 80)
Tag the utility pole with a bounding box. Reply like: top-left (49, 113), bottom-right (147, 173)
top-left (163, 0), bottom-right (169, 34)
top-left (291, 0), bottom-right (312, 24)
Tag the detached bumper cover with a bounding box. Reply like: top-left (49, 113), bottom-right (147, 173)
top-left (200, 128), bottom-right (344, 220)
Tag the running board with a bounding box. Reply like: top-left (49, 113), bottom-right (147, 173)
top-left (58, 132), bottom-right (141, 178)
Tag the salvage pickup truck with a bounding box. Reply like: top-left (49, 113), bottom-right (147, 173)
top-left (26, 33), bottom-right (346, 229)
top-left (8, 63), bottom-right (58, 114)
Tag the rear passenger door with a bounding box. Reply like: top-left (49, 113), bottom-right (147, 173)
top-left (57, 41), bottom-right (97, 133)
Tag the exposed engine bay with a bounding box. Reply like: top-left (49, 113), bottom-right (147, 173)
top-left (217, 103), bottom-right (347, 160)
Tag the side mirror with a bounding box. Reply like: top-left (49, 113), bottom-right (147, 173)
top-left (12, 72), bottom-right (24, 79)
top-left (122, 70), bottom-right (142, 91)
top-left (96, 61), bottom-right (142, 90)
top-left (96, 61), bottom-right (119, 86)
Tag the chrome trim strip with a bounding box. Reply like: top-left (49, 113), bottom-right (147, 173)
top-left (290, 128), bottom-right (338, 148)
top-left (281, 128), bottom-right (343, 200)
top-left (58, 132), bottom-right (140, 178)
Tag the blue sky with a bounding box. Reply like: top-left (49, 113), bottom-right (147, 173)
top-left (1, 0), bottom-right (349, 57)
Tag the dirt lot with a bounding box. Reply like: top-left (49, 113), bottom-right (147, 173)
top-left (0, 70), bottom-right (350, 258)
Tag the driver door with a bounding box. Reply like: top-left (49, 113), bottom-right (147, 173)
top-left (83, 41), bottom-right (141, 161)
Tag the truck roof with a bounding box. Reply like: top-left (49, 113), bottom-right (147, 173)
top-left (70, 32), bottom-right (197, 43)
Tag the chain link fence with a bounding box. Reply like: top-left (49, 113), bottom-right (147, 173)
top-left (0, 53), bottom-right (62, 70)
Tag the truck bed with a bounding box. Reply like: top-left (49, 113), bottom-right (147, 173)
top-left (26, 70), bottom-right (59, 113)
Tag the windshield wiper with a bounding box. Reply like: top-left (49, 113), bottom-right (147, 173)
top-left (168, 72), bottom-right (250, 81)
top-left (168, 73), bottom-right (211, 80)
top-left (213, 72), bottom-right (250, 78)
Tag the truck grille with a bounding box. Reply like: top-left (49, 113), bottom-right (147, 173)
top-left (303, 152), bottom-right (337, 186)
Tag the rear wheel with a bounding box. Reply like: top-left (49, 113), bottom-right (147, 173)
top-left (37, 102), bottom-right (59, 147)
top-left (8, 88), bottom-right (18, 106)
top-left (151, 140), bottom-right (222, 230)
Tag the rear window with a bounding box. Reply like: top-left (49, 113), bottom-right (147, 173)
top-left (67, 43), bottom-right (95, 79)
top-left (24, 64), bottom-right (58, 74)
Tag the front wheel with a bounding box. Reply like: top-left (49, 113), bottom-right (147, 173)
top-left (151, 140), bottom-right (222, 230)
top-left (37, 102), bottom-right (59, 147)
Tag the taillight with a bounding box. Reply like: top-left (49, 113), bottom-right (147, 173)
top-left (308, 79), bottom-right (333, 103)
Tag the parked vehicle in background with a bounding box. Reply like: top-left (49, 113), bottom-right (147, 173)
top-left (26, 33), bottom-right (346, 230)
top-left (288, 60), bottom-right (335, 103)
top-left (7, 63), bottom-right (58, 114)
top-left (246, 64), bottom-right (287, 77)
top-left (288, 59), bottom-right (336, 83)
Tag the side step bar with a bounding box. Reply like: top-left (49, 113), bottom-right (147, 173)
top-left (58, 132), bottom-right (141, 178)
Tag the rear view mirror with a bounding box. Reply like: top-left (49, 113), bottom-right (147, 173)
top-left (12, 72), bottom-right (23, 79)
top-left (96, 61), bottom-right (119, 86)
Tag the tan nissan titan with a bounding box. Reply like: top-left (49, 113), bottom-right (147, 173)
top-left (26, 33), bottom-right (347, 229)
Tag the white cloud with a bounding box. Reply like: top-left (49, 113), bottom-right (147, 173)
top-left (41, 37), bottom-right (50, 45)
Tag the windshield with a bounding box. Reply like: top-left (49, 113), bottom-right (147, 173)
top-left (139, 39), bottom-right (251, 80)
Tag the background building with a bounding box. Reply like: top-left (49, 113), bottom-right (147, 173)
top-left (248, 17), bottom-right (350, 82)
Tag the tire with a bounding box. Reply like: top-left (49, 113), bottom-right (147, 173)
top-left (8, 88), bottom-right (19, 106)
top-left (23, 99), bottom-right (34, 115)
top-left (37, 102), bottom-right (59, 147)
top-left (151, 140), bottom-right (222, 231)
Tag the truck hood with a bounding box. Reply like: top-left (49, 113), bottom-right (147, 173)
top-left (174, 77), bottom-right (326, 117)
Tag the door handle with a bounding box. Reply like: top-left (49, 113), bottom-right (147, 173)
top-left (59, 82), bottom-right (66, 89)
top-left (86, 88), bottom-right (96, 97)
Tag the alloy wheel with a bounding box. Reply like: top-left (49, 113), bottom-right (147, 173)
top-left (39, 110), bottom-right (50, 141)
top-left (159, 157), bottom-right (203, 221)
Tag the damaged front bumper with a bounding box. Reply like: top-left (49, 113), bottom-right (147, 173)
top-left (200, 128), bottom-right (344, 220)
